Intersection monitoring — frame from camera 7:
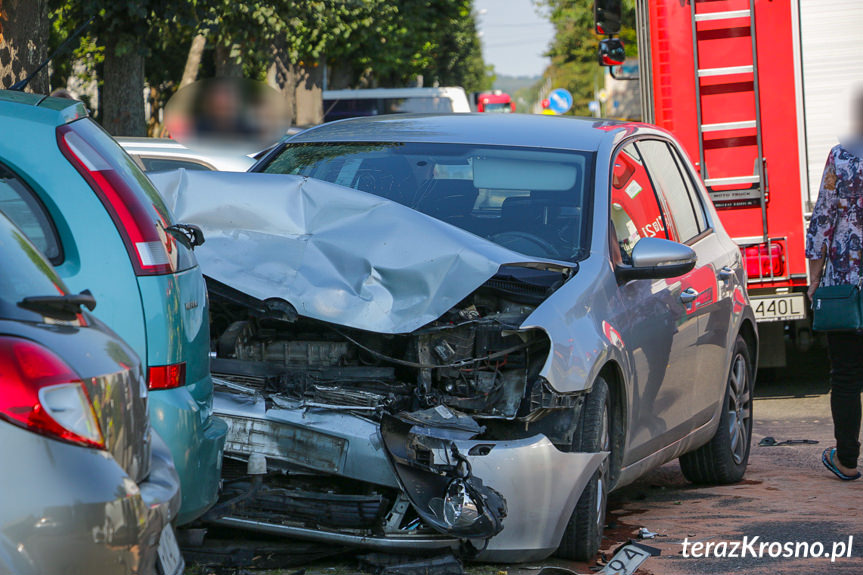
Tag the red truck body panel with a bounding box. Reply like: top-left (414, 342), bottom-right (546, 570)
top-left (644, 0), bottom-right (807, 291)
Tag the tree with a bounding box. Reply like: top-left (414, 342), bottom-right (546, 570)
top-left (329, 0), bottom-right (493, 92)
top-left (0, 0), bottom-right (50, 93)
top-left (53, 0), bottom-right (198, 136)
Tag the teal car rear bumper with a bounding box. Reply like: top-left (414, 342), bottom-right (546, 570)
top-left (149, 374), bottom-right (227, 525)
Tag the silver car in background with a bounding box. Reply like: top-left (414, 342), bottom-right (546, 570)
top-left (0, 212), bottom-right (183, 575)
top-left (117, 137), bottom-right (257, 173)
top-left (150, 114), bottom-right (758, 562)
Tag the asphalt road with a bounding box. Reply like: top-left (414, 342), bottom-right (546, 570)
top-left (184, 342), bottom-right (863, 575)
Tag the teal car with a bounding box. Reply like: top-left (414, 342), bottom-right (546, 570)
top-left (0, 91), bottom-right (226, 525)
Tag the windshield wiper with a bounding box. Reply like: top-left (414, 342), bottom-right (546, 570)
top-left (18, 290), bottom-right (96, 321)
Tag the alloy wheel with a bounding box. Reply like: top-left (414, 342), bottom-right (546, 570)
top-left (727, 353), bottom-right (751, 464)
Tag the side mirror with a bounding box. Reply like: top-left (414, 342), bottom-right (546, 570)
top-left (594, 0), bottom-right (622, 35)
top-left (616, 237), bottom-right (697, 282)
top-left (598, 38), bottom-right (626, 67)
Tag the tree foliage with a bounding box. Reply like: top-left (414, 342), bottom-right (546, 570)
top-left (42, 0), bottom-right (492, 134)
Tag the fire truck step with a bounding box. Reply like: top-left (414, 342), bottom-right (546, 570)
top-left (704, 175), bottom-right (761, 187)
top-left (694, 9), bottom-right (751, 23)
top-left (701, 120), bottom-right (757, 132)
top-left (697, 65), bottom-right (754, 78)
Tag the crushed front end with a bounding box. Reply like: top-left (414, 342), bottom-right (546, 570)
top-left (206, 267), bottom-right (605, 561)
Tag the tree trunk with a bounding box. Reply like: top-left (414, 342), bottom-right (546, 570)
top-left (327, 63), bottom-right (353, 90)
top-left (267, 42), bottom-right (295, 126)
top-left (180, 34), bottom-right (206, 88)
top-left (294, 60), bottom-right (323, 126)
top-left (101, 37), bottom-right (146, 136)
top-left (215, 43), bottom-right (243, 78)
top-left (0, 0), bottom-right (49, 93)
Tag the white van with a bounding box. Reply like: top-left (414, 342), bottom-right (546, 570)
top-left (322, 87), bottom-right (471, 122)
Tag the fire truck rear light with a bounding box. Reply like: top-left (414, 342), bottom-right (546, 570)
top-left (148, 363), bottom-right (186, 390)
top-left (743, 243), bottom-right (784, 279)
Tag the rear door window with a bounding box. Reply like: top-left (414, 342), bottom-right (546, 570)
top-left (0, 162), bottom-right (62, 263)
top-left (138, 157), bottom-right (214, 173)
top-left (636, 140), bottom-right (705, 243)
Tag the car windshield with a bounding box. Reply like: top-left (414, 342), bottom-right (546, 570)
top-left (0, 213), bottom-right (70, 323)
top-left (262, 142), bottom-right (593, 262)
top-left (483, 103), bottom-right (512, 113)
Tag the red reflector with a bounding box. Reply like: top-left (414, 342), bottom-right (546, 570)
top-left (56, 122), bottom-right (177, 276)
top-left (743, 243), bottom-right (784, 279)
top-left (148, 363), bottom-right (186, 390)
top-left (0, 337), bottom-right (104, 449)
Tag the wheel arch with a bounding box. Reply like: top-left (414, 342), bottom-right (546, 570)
top-left (598, 360), bottom-right (626, 486)
top-left (738, 318), bottom-right (758, 380)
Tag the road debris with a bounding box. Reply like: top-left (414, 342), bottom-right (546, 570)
top-left (758, 436), bottom-right (819, 447)
top-left (358, 553), bottom-right (464, 575)
top-left (537, 541), bottom-right (660, 575)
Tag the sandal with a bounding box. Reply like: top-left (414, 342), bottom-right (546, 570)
top-left (822, 448), bottom-right (861, 481)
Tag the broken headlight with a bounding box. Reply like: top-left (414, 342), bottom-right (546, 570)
top-left (380, 412), bottom-right (507, 540)
top-left (443, 478), bottom-right (480, 530)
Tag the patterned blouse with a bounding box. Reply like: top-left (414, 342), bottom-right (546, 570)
top-left (806, 145), bottom-right (863, 287)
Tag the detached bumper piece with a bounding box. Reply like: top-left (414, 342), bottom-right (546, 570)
top-left (380, 411), bottom-right (507, 540)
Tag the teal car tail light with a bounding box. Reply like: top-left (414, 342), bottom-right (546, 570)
top-left (56, 122), bottom-right (178, 276)
top-left (0, 336), bottom-right (105, 449)
top-left (148, 362), bottom-right (186, 390)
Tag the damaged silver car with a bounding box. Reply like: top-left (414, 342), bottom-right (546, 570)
top-left (150, 114), bottom-right (758, 562)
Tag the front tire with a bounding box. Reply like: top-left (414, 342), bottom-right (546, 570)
top-left (680, 335), bottom-right (753, 484)
top-left (557, 377), bottom-right (610, 561)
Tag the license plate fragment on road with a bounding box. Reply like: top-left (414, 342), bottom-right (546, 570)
top-left (537, 541), bottom-right (660, 575)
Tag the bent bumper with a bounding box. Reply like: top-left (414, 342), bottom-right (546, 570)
top-left (213, 390), bottom-right (605, 562)
top-left (150, 376), bottom-right (228, 525)
top-left (0, 423), bottom-right (182, 575)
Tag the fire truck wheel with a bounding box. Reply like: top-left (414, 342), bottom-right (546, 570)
top-left (680, 336), bottom-right (753, 484)
top-left (557, 377), bottom-right (610, 561)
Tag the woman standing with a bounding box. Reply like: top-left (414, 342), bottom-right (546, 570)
top-left (806, 113), bottom-right (863, 481)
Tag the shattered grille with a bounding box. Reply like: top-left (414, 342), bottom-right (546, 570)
top-left (311, 385), bottom-right (388, 409)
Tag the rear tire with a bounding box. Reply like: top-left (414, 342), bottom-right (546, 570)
top-left (556, 377), bottom-right (610, 561)
top-left (680, 335), bottom-right (753, 484)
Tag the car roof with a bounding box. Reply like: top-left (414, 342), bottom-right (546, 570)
top-left (323, 87), bottom-right (467, 99)
top-left (289, 113), bottom-right (644, 151)
top-left (0, 90), bottom-right (88, 125)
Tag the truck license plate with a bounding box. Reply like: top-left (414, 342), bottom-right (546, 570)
top-left (752, 293), bottom-right (806, 322)
top-left (156, 524), bottom-right (184, 575)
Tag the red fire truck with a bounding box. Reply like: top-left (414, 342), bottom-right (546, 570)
top-left (475, 91), bottom-right (516, 113)
top-left (596, 0), bottom-right (863, 367)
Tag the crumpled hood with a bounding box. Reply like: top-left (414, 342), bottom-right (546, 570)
top-left (150, 170), bottom-right (569, 334)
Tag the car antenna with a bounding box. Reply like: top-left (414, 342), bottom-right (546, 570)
top-left (8, 16), bottom-right (95, 92)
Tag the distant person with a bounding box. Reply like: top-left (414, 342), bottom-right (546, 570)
top-left (806, 91), bottom-right (863, 481)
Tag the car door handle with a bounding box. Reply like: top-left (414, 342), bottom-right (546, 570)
top-left (679, 287), bottom-right (699, 304)
top-left (718, 266), bottom-right (734, 280)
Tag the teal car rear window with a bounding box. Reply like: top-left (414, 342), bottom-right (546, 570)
top-left (0, 214), bottom-right (69, 323)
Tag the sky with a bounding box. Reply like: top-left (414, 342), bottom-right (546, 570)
top-left (475, 0), bottom-right (554, 78)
